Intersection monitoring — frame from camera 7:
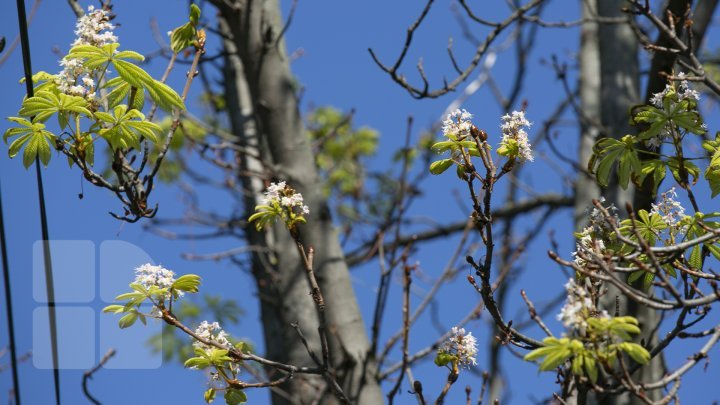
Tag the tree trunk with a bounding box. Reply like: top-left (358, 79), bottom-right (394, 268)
top-left (215, 1), bottom-right (382, 403)
top-left (576, 1), bottom-right (662, 404)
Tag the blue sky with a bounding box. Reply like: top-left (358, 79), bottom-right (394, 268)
top-left (0, 1), bottom-right (718, 404)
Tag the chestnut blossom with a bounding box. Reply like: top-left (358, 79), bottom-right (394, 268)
top-left (56, 6), bottom-right (117, 99)
top-left (572, 228), bottom-right (606, 268)
top-left (439, 327), bottom-right (478, 368)
top-left (262, 181), bottom-right (310, 214)
top-left (647, 73), bottom-right (701, 147)
top-left (558, 278), bottom-right (607, 336)
top-left (499, 110), bottom-right (534, 162)
top-left (651, 187), bottom-right (686, 229)
top-left (585, 196), bottom-right (618, 236)
top-left (72, 6), bottom-right (117, 47)
top-left (441, 109), bottom-right (474, 138)
top-left (133, 263), bottom-right (179, 300)
top-left (193, 321), bottom-right (231, 352)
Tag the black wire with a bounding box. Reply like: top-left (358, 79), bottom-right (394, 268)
top-left (15, 1), bottom-right (61, 404)
top-left (0, 182), bottom-right (21, 405)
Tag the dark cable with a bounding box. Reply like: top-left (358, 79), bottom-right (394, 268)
top-left (0, 181), bottom-right (21, 405)
top-left (15, 0), bottom-right (61, 404)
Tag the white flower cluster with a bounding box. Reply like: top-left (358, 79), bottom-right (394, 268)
top-left (193, 321), bottom-right (231, 352)
top-left (72, 6), bottom-right (118, 47)
top-left (500, 110), bottom-right (534, 162)
top-left (650, 187), bottom-right (686, 229)
top-left (650, 72), bottom-right (700, 108)
top-left (572, 228), bottom-right (606, 268)
top-left (261, 181), bottom-right (310, 214)
top-left (133, 263), bottom-right (179, 300)
top-left (557, 278), bottom-right (607, 335)
top-left (647, 73), bottom-right (701, 148)
top-left (56, 6), bottom-right (117, 99)
top-left (439, 327), bottom-right (478, 368)
top-left (586, 196), bottom-right (618, 236)
top-left (442, 109), bottom-right (474, 138)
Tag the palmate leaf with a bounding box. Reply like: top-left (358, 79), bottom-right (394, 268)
top-left (172, 274), bottom-right (202, 293)
top-left (4, 117), bottom-right (56, 168)
top-left (637, 159), bottom-right (666, 197)
top-left (112, 59), bottom-right (153, 89)
top-left (105, 78), bottom-right (146, 111)
top-left (631, 105), bottom-right (668, 140)
top-left (69, 43), bottom-right (185, 112)
top-left (96, 104), bottom-right (162, 150)
top-left (19, 71), bottom-right (58, 94)
top-left (145, 80), bottom-right (185, 112)
top-left (18, 90), bottom-right (92, 129)
top-left (618, 342), bottom-right (650, 364)
top-left (113, 60), bottom-right (184, 112)
top-left (170, 4), bottom-right (202, 52)
top-left (619, 209), bottom-right (665, 244)
top-left (171, 23), bottom-right (196, 53)
top-left (589, 135), bottom-right (641, 188)
top-left (524, 337), bottom-right (583, 371)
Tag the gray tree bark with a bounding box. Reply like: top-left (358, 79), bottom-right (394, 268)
top-left (576, 1), bottom-right (661, 403)
top-left (214, 1), bottom-right (383, 404)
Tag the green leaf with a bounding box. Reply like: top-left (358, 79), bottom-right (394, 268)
top-left (115, 50), bottom-right (145, 61)
top-left (668, 158), bottom-right (699, 186)
top-left (114, 291), bottom-right (145, 301)
top-left (429, 158), bottom-right (454, 175)
top-left (224, 389), bottom-right (247, 405)
top-left (102, 304), bottom-right (125, 313)
top-left (172, 274), bottom-right (202, 293)
top-left (170, 23), bottom-right (197, 53)
top-left (619, 342), bottom-right (650, 364)
top-left (430, 140), bottom-right (456, 154)
top-left (616, 135), bottom-right (641, 189)
top-left (18, 91), bottom-right (92, 126)
top-left (118, 312), bottom-right (139, 329)
top-left (204, 388), bottom-right (216, 404)
top-left (106, 82), bottom-right (131, 109)
top-left (184, 356), bottom-right (211, 369)
top-left (705, 149), bottom-right (720, 197)
top-left (628, 270), bottom-right (645, 285)
top-left (638, 160), bottom-right (666, 197)
top-left (96, 104), bottom-right (162, 150)
top-left (584, 355), bottom-right (598, 383)
top-left (145, 79), bottom-right (185, 111)
top-left (113, 59), bottom-right (154, 89)
top-left (190, 4), bottom-right (201, 26)
top-left (434, 352), bottom-right (455, 367)
top-left (689, 245), bottom-right (702, 270)
top-left (4, 118), bottom-right (56, 168)
top-left (589, 138), bottom-right (626, 187)
top-left (539, 347), bottom-right (572, 371)
top-left (571, 355), bottom-right (583, 376)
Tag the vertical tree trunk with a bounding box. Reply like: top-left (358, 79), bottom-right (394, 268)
top-left (576, 1), bottom-right (661, 403)
top-left (215, 1), bottom-right (382, 403)
top-left (575, 0), bottom-right (602, 230)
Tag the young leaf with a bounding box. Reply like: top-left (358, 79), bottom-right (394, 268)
top-left (204, 388), bottom-right (216, 404)
top-left (619, 342), bottom-right (650, 364)
top-left (4, 118), bottom-right (56, 168)
top-left (172, 274), bottom-right (202, 293)
top-left (102, 304), bottom-right (125, 314)
top-left (224, 389), bottom-right (247, 405)
top-left (190, 4), bottom-right (201, 26)
top-left (118, 312), bottom-right (139, 329)
top-left (429, 158), bottom-right (453, 175)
